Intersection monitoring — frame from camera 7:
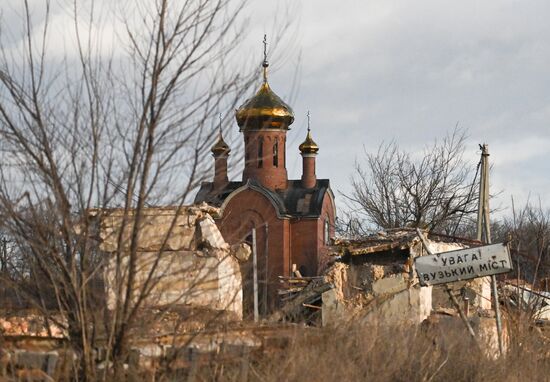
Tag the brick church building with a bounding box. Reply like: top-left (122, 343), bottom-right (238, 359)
top-left (194, 48), bottom-right (335, 311)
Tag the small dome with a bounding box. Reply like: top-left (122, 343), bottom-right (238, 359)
top-left (235, 82), bottom-right (294, 130)
top-left (211, 131), bottom-right (231, 156)
top-left (299, 130), bottom-right (319, 154)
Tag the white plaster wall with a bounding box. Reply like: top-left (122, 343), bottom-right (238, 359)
top-left (100, 207), bottom-right (242, 319)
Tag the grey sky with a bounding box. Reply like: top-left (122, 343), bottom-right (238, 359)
top-left (238, 0), bottom-right (550, 215)
top-left (7, 0), bottom-right (550, 215)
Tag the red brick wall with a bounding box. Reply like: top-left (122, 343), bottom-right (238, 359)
top-left (216, 187), bottom-right (336, 312)
top-left (213, 156), bottom-right (228, 190)
top-left (288, 192), bottom-right (336, 277)
top-left (242, 130), bottom-right (288, 190)
top-left (317, 192), bottom-right (336, 273)
top-left (217, 188), bottom-right (290, 312)
top-left (290, 218), bottom-right (319, 276)
top-left (300, 154), bottom-right (316, 189)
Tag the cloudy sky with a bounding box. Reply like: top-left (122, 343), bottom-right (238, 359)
top-left (237, 0), bottom-right (550, 215)
top-left (5, 0), bottom-right (550, 215)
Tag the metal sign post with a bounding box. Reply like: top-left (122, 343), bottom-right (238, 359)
top-left (416, 229), bottom-right (477, 341)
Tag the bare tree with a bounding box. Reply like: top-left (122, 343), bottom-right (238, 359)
top-left (342, 128), bottom-right (479, 235)
top-left (0, 0), bottom-right (291, 379)
top-left (496, 200), bottom-right (550, 288)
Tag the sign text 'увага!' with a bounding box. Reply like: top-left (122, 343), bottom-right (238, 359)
top-left (415, 243), bottom-right (513, 286)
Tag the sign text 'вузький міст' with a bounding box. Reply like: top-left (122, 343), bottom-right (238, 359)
top-left (414, 243), bottom-right (513, 286)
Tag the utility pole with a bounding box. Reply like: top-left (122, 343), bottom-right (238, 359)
top-left (476, 144), bottom-right (504, 355)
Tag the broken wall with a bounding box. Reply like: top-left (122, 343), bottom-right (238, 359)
top-left (95, 204), bottom-right (243, 319)
top-left (322, 259), bottom-right (432, 326)
top-left (322, 235), bottom-right (491, 327)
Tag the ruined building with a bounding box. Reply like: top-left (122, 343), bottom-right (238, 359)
top-left (194, 46), bottom-right (336, 310)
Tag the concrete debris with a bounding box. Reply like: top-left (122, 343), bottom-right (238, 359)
top-left (332, 228), bottom-right (481, 258)
top-left (197, 214), bottom-right (229, 251)
top-left (230, 243), bottom-right (252, 263)
top-left (320, 229), bottom-right (492, 327)
top-left (331, 230), bottom-right (417, 257)
top-left (503, 281), bottom-right (550, 321)
top-left (275, 276), bottom-right (332, 322)
top-left (322, 262), bottom-right (432, 326)
top-left (0, 314), bottom-right (66, 338)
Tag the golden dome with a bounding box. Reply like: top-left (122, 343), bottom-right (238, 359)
top-left (236, 35), bottom-right (293, 131)
top-left (299, 129), bottom-right (319, 154)
top-left (211, 129), bottom-right (230, 156)
top-left (236, 82), bottom-right (294, 130)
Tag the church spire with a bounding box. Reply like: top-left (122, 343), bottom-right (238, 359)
top-left (211, 113), bottom-right (230, 156)
top-left (235, 35), bottom-right (294, 131)
top-left (262, 34), bottom-right (269, 83)
top-left (299, 111), bottom-right (319, 154)
top-left (236, 36), bottom-right (292, 190)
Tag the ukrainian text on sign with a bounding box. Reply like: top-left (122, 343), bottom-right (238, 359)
top-left (415, 243), bottom-right (513, 286)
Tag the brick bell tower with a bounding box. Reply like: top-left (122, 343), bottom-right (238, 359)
top-left (210, 115), bottom-right (231, 192)
top-left (299, 111), bottom-right (319, 189)
top-left (235, 36), bottom-right (294, 190)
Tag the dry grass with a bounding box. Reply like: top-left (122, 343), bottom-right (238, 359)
top-left (162, 320), bottom-right (550, 382)
top-left (3, 314), bottom-right (548, 381)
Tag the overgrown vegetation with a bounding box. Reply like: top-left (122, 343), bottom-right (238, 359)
top-left (0, 0), bottom-right (266, 379)
top-left (157, 318), bottom-right (550, 382)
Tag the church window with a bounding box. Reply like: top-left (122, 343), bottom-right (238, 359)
top-left (273, 140), bottom-right (278, 167)
top-left (245, 137), bottom-right (249, 162)
top-left (258, 138), bottom-right (263, 168)
top-left (283, 138), bottom-right (286, 168)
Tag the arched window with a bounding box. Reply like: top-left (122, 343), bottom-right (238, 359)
top-left (245, 137), bottom-right (250, 162)
top-left (258, 138), bottom-right (263, 168)
top-left (273, 140), bottom-right (278, 167)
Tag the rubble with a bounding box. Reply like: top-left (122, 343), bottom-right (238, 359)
top-left (311, 229), bottom-right (492, 327)
top-left (0, 313), bottom-right (66, 338)
top-left (272, 264), bottom-right (330, 323)
top-left (503, 281), bottom-right (550, 321)
top-left (231, 243), bottom-right (252, 263)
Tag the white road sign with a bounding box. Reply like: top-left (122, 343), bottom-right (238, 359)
top-left (415, 243), bottom-right (513, 286)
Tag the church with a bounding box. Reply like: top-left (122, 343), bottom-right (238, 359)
top-left (194, 43), bottom-right (336, 311)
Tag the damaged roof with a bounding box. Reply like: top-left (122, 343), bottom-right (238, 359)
top-left (332, 228), bottom-right (482, 257)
